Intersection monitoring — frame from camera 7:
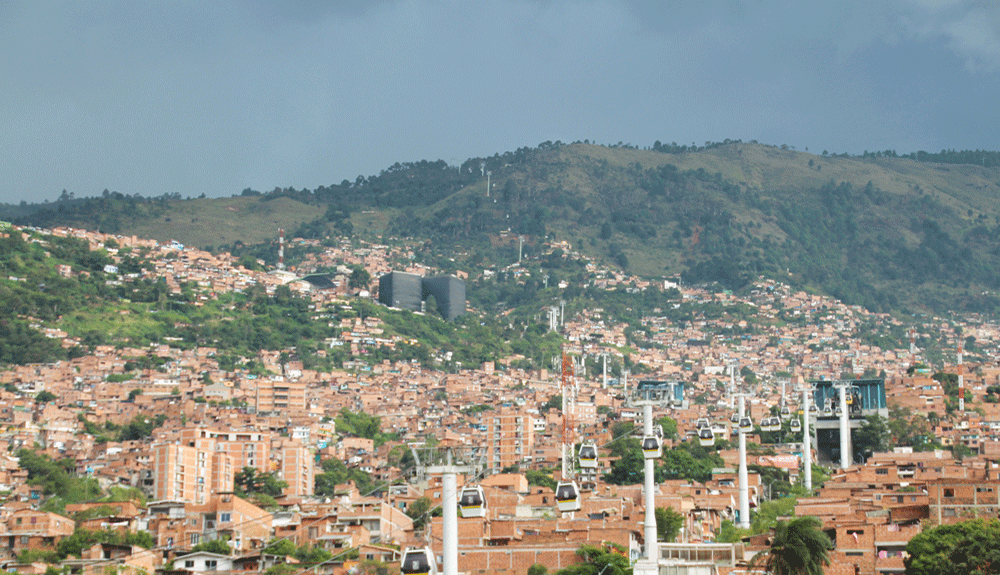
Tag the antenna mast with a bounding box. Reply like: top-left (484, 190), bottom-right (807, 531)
top-left (561, 352), bottom-right (575, 480)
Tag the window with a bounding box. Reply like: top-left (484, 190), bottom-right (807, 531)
top-left (943, 509), bottom-right (957, 517)
top-left (876, 468), bottom-right (889, 475)
top-left (20, 536), bottom-right (28, 546)
top-left (190, 534), bottom-right (199, 545)
top-left (15, 518), bottom-right (21, 525)
top-left (184, 561), bottom-right (194, 568)
top-left (944, 489), bottom-right (955, 498)
top-left (206, 560), bottom-right (217, 570)
top-left (220, 512), bottom-right (232, 522)
top-left (845, 551), bottom-right (864, 557)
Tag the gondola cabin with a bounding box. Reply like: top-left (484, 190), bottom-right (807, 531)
top-left (642, 435), bottom-right (662, 459)
top-left (696, 418), bottom-right (710, 429)
top-left (698, 427), bottom-right (715, 447)
top-left (401, 547), bottom-right (437, 575)
top-left (579, 442), bottom-right (598, 469)
top-left (790, 418), bottom-right (802, 433)
top-left (780, 406), bottom-right (791, 418)
top-left (730, 412), bottom-right (740, 423)
top-left (738, 417), bottom-right (753, 434)
top-left (459, 485), bottom-right (486, 518)
top-left (555, 481), bottom-right (581, 512)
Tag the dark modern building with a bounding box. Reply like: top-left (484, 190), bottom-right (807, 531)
top-left (377, 271), bottom-right (467, 321)
top-left (422, 275), bottom-right (466, 321)
top-left (378, 271), bottom-right (423, 312)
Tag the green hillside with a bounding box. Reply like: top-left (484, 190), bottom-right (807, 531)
top-left (5, 141), bottom-right (1000, 315)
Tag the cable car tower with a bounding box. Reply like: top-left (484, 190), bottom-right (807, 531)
top-left (630, 380), bottom-right (676, 563)
top-left (404, 446), bottom-right (483, 575)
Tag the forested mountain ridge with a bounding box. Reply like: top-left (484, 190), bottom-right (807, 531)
top-left (5, 141), bottom-right (1000, 315)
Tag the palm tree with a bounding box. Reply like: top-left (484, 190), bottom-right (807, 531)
top-left (751, 516), bottom-right (833, 575)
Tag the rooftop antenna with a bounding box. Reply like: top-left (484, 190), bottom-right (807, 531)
top-left (909, 327), bottom-right (916, 355)
top-left (486, 170), bottom-right (491, 197)
top-left (479, 161), bottom-right (485, 177)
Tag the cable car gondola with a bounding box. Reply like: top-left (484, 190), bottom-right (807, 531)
top-left (730, 412), bottom-right (740, 424)
top-left (579, 442), bottom-right (598, 469)
top-left (642, 435), bottom-right (662, 459)
top-left (780, 405), bottom-right (791, 418)
top-left (401, 547), bottom-right (437, 575)
top-left (763, 417), bottom-right (780, 432)
top-left (698, 427), bottom-right (715, 447)
top-left (696, 418), bottom-right (710, 429)
top-left (835, 405), bottom-right (843, 416)
top-left (822, 405), bottom-right (833, 417)
top-left (849, 386), bottom-right (863, 413)
top-left (555, 481), bottom-right (581, 512)
top-left (738, 417), bottom-right (754, 434)
top-left (459, 485), bottom-right (486, 518)
top-left (790, 418), bottom-right (802, 433)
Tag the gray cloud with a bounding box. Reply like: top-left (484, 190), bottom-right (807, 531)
top-left (1, 0), bottom-right (997, 204)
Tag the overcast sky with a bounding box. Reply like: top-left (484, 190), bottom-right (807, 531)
top-left (2, 0), bottom-right (998, 204)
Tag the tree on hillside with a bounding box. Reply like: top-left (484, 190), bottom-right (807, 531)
top-left (750, 516), bottom-right (832, 575)
top-left (191, 537), bottom-right (232, 555)
top-left (905, 518), bottom-right (1000, 575)
top-left (656, 507), bottom-right (684, 542)
top-left (852, 415), bottom-right (891, 459)
top-left (554, 544), bottom-right (629, 575)
top-left (234, 467), bottom-right (286, 497)
top-left (349, 266), bottom-right (371, 290)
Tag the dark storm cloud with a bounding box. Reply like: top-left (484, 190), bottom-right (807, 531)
top-left (1, 0), bottom-right (997, 204)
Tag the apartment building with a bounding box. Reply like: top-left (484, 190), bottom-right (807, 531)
top-left (487, 409), bottom-right (535, 471)
top-left (253, 378), bottom-right (307, 414)
top-left (4, 508), bottom-right (75, 558)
